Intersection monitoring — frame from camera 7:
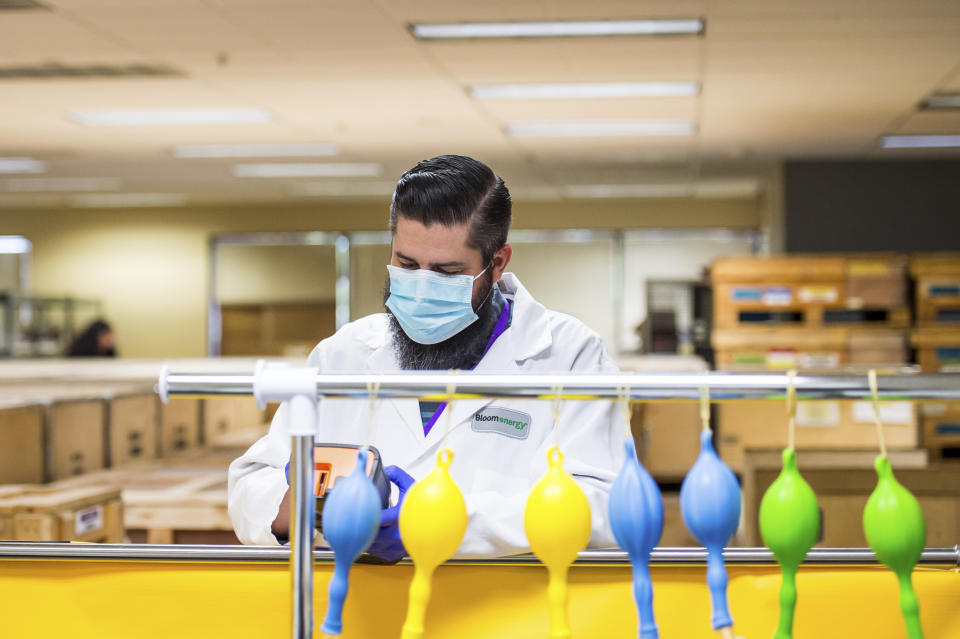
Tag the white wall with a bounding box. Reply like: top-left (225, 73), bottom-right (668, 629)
top-left (620, 230), bottom-right (756, 351)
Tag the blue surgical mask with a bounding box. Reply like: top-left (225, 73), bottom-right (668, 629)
top-left (385, 264), bottom-right (489, 345)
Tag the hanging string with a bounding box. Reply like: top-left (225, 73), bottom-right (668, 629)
top-left (361, 378), bottom-right (381, 453)
top-left (441, 370), bottom-right (460, 449)
top-left (551, 383), bottom-right (564, 448)
top-left (868, 369), bottom-right (889, 458)
top-left (699, 378), bottom-right (711, 433)
top-left (786, 369), bottom-right (798, 451)
top-left (617, 381), bottom-right (632, 440)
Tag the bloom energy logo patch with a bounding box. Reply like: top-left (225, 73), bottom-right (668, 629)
top-left (471, 406), bottom-right (531, 440)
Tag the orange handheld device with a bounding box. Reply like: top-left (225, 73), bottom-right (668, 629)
top-left (313, 444), bottom-right (390, 529)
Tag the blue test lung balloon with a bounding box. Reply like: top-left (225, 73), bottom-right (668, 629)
top-left (680, 430), bottom-right (742, 631)
top-left (320, 450), bottom-right (382, 636)
top-left (609, 438), bottom-right (665, 639)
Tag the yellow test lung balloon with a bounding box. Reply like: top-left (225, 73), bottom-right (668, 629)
top-left (524, 446), bottom-right (592, 639)
top-left (398, 448), bottom-right (467, 639)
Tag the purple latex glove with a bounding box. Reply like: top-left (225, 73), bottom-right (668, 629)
top-left (366, 465), bottom-right (415, 562)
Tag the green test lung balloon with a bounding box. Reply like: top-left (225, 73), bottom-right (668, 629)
top-left (759, 448), bottom-right (819, 639)
top-left (863, 455), bottom-right (927, 639)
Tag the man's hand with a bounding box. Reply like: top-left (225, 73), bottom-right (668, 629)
top-left (366, 466), bottom-right (416, 562)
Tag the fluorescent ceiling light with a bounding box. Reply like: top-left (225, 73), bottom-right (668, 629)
top-left (921, 95), bottom-right (960, 109)
top-left (0, 157), bottom-right (46, 174)
top-left (291, 181), bottom-right (396, 196)
top-left (173, 143), bottom-right (338, 158)
top-left (564, 178), bottom-right (760, 199)
top-left (470, 81), bottom-right (699, 100)
top-left (880, 135), bottom-right (960, 149)
top-left (0, 177), bottom-right (121, 192)
top-left (507, 120), bottom-right (695, 137)
top-left (234, 163), bottom-right (382, 178)
top-left (69, 193), bottom-right (187, 208)
top-left (67, 108), bottom-right (274, 127)
top-left (411, 19), bottom-right (704, 39)
top-left (0, 236), bottom-right (32, 255)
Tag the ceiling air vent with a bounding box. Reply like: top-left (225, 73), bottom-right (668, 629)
top-left (0, 63), bottom-right (182, 79)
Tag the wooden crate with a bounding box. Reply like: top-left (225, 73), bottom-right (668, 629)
top-left (0, 400), bottom-right (45, 484)
top-left (717, 399), bottom-right (919, 473)
top-left (107, 391), bottom-right (158, 467)
top-left (739, 449), bottom-right (960, 548)
top-left (911, 327), bottom-right (960, 372)
top-left (0, 485), bottom-right (123, 542)
top-left (919, 401), bottom-right (960, 460)
top-left (202, 396), bottom-right (265, 445)
top-left (712, 327), bottom-right (907, 372)
top-left (910, 254), bottom-right (960, 326)
top-left (159, 398), bottom-right (202, 456)
top-left (712, 255), bottom-right (909, 330)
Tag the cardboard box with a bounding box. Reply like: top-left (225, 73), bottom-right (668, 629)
top-left (107, 392), bottom-right (158, 467)
top-left (911, 327), bottom-right (960, 372)
top-left (717, 400), bottom-right (918, 473)
top-left (47, 398), bottom-right (106, 481)
top-left (0, 400), bottom-right (45, 484)
top-left (739, 449), bottom-right (960, 548)
top-left (202, 397), bottom-right (264, 445)
top-left (845, 256), bottom-right (908, 307)
top-left (0, 485), bottom-right (123, 542)
top-left (910, 254), bottom-right (960, 326)
top-left (632, 403), bottom-right (701, 480)
top-left (159, 398), bottom-right (201, 456)
top-left (712, 327), bottom-right (907, 372)
top-left (660, 493), bottom-right (700, 547)
top-left (919, 401), bottom-right (960, 459)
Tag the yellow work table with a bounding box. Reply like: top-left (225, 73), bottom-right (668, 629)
top-left (1, 544), bottom-right (958, 638)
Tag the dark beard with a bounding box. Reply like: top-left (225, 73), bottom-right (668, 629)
top-left (384, 272), bottom-right (498, 370)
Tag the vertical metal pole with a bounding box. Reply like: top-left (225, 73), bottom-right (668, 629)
top-left (288, 395), bottom-right (317, 639)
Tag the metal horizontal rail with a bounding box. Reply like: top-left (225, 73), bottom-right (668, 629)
top-left (161, 371), bottom-right (960, 401)
top-left (1, 544), bottom-right (957, 566)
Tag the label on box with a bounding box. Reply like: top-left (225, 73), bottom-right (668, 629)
top-left (798, 352), bottom-right (841, 369)
top-left (765, 349), bottom-right (797, 370)
top-left (797, 401), bottom-right (840, 427)
top-left (852, 401), bottom-right (913, 425)
top-left (763, 287), bottom-right (793, 306)
top-left (848, 261), bottom-right (890, 276)
top-left (731, 287), bottom-right (763, 302)
top-left (75, 505), bottom-right (104, 535)
top-left (798, 285), bottom-right (839, 304)
top-left (928, 283), bottom-right (960, 298)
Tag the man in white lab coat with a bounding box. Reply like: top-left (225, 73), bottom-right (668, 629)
top-left (228, 155), bottom-right (624, 559)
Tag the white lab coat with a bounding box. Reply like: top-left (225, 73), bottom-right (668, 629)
top-left (228, 272), bottom-right (624, 558)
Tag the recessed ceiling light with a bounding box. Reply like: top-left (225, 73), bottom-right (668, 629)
top-left (507, 120), bottom-right (695, 137)
top-left (233, 163), bottom-right (382, 178)
top-left (0, 157), bottom-right (46, 174)
top-left (68, 193), bottom-right (187, 207)
top-left (880, 135), bottom-right (960, 149)
top-left (173, 143), bottom-right (339, 158)
top-left (920, 95), bottom-right (960, 109)
top-left (0, 236), bottom-right (31, 254)
top-left (411, 19), bottom-right (704, 39)
top-left (67, 108), bottom-right (274, 127)
top-left (0, 177), bottom-right (121, 192)
top-left (469, 81), bottom-right (699, 100)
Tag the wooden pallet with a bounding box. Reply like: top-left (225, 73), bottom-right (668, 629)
top-left (920, 401), bottom-right (960, 461)
top-left (910, 327), bottom-right (960, 372)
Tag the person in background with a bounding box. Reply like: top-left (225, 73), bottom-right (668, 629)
top-left (68, 319), bottom-right (117, 357)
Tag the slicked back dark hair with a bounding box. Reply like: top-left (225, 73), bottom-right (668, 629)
top-left (389, 155), bottom-right (511, 265)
